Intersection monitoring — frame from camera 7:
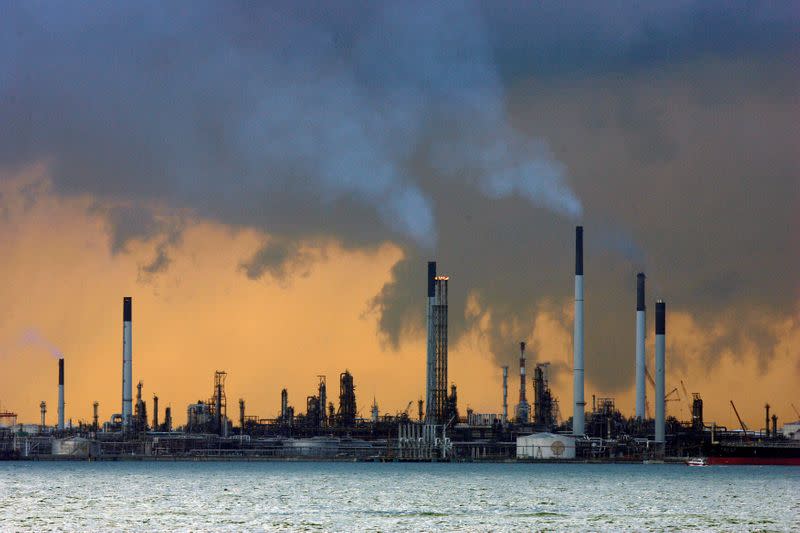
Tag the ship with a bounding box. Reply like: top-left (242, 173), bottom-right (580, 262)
top-left (704, 440), bottom-right (800, 466)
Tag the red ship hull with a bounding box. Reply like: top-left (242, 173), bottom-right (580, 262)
top-left (707, 456), bottom-right (800, 466)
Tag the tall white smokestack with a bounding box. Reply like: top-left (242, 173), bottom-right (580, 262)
top-left (122, 297), bottom-right (133, 429)
top-left (502, 365), bottom-right (508, 424)
top-left (655, 300), bottom-right (666, 443)
top-left (635, 273), bottom-right (646, 419)
top-left (58, 357), bottom-right (65, 430)
top-left (573, 226), bottom-right (585, 436)
top-left (425, 261), bottom-right (436, 423)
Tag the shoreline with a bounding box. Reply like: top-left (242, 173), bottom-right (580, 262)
top-left (4, 455), bottom-right (688, 464)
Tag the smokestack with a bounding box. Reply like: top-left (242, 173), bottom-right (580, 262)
top-left (772, 414), bottom-right (778, 438)
top-left (58, 357), bottom-right (65, 430)
top-left (40, 401), bottom-right (46, 430)
top-left (425, 261), bottom-right (436, 423)
top-left (635, 273), bottom-right (647, 419)
top-left (519, 342), bottom-right (527, 404)
top-left (573, 226), bottom-right (585, 436)
top-left (655, 300), bottom-right (666, 443)
top-left (92, 401), bottom-right (99, 431)
top-left (164, 406), bottom-right (172, 432)
top-left (122, 297), bottom-right (133, 429)
top-left (502, 366), bottom-right (508, 424)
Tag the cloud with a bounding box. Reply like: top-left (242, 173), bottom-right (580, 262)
top-left (1, 1), bottom-right (797, 392)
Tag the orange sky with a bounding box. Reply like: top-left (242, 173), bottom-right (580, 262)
top-left (0, 169), bottom-right (797, 429)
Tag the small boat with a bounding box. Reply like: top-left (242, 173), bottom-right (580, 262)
top-left (686, 457), bottom-right (708, 466)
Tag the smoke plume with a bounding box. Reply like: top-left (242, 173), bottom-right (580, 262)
top-left (1, 1), bottom-right (797, 392)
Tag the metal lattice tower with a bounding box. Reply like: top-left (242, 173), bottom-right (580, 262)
top-left (433, 276), bottom-right (449, 424)
top-left (210, 371), bottom-right (227, 434)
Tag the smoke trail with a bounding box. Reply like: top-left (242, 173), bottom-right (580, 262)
top-left (0, 1), bottom-right (580, 258)
top-left (18, 329), bottom-right (62, 359)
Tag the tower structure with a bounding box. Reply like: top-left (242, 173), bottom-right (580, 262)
top-left (425, 261), bottom-right (437, 423)
top-left (533, 363), bottom-right (556, 428)
top-left (635, 273), bottom-right (647, 419)
top-left (515, 342), bottom-right (530, 423)
top-left (57, 358), bottom-right (65, 430)
top-left (122, 297), bottom-right (133, 429)
top-left (134, 380), bottom-right (147, 432)
top-left (573, 226), bottom-right (585, 436)
top-left (432, 275), bottom-right (449, 424)
top-left (337, 370), bottom-right (357, 427)
top-left (280, 389), bottom-right (288, 421)
top-left (210, 371), bottom-right (227, 435)
top-left (318, 376), bottom-right (327, 428)
top-left (655, 300), bottom-right (666, 444)
top-left (501, 366), bottom-right (509, 424)
top-left (152, 395), bottom-right (159, 430)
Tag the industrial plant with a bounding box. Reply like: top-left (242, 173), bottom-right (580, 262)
top-left (1, 227), bottom-right (798, 465)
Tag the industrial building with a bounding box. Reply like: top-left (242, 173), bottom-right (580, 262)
top-left (1, 227), bottom-right (798, 464)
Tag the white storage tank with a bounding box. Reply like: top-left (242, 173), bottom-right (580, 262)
top-left (52, 436), bottom-right (98, 457)
top-left (516, 432), bottom-right (576, 459)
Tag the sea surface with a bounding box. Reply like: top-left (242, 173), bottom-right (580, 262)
top-left (0, 461), bottom-right (797, 532)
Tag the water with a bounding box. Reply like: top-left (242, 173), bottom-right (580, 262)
top-left (1, 462), bottom-right (797, 531)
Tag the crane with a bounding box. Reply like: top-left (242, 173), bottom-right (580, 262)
top-left (644, 366), bottom-right (679, 416)
top-left (665, 388), bottom-right (680, 402)
top-left (680, 380), bottom-right (693, 419)
top-left (646, 366), bottom-right (655, 388)
top-left (730, 400), bottom-right (748, 435)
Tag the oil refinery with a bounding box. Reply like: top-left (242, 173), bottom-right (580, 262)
top-left (1, 227), bottom-right (798, 464)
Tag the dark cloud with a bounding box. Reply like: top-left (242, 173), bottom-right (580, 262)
top-left (99, 205), bottom-right (165, 254)
top-left (239, 239), bottom-right (317, 282)
top-left (1, 1), bottom-right (797, 391)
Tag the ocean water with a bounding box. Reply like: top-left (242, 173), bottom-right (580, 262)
top-left (0, 462), bottom-right (797, 532)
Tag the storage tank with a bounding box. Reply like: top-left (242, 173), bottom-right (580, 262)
top-left (516, 432), bottom-right (576, 459)
top-left (52, 436), bottom-right (98, 457)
